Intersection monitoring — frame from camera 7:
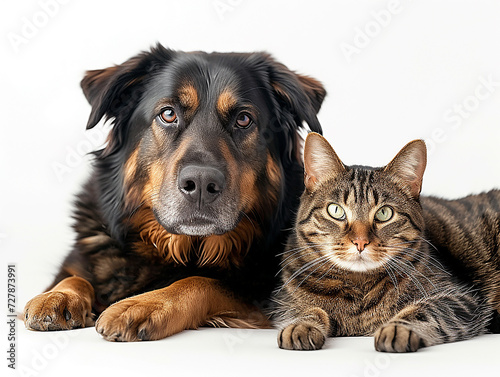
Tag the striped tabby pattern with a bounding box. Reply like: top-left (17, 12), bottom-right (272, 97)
top-left (422, 191), bottom-right (500, 321)
top-left (273, 133), bottom-right (496, 352)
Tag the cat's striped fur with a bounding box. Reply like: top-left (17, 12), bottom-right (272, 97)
top-left (273, 133), bottom-right (496, 352)
top-left (422, 192), bottom-right (500, 320)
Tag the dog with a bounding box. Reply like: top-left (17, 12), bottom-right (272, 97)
top-left (23, 44), bottom-right (326, 341)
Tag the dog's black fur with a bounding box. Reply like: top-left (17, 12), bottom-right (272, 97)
top-left (24, 44), bottom-right (326, 340)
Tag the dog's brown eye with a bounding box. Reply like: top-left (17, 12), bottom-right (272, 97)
top-left (159, 108), bottom-right (177, 124)
top-left (235, 113), bottom-right (252, 128)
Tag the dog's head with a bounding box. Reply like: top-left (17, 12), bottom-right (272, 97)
top-left (81, 44), bottom-right (325, 265)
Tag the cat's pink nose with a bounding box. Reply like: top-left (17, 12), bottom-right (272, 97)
top-left (352, 239), bottom-right (369, 252)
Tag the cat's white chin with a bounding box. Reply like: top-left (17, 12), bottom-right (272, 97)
top-left (332, 248), bottom-right (385, 272)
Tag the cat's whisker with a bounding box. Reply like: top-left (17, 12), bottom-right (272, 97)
top-left (315, 261), bottom-right (339, 282)
top-left (390, 249), bottom-right (437, 273)
top-left (278, 244), bottom-right (333, 263)
top-left (386, 258), bottom-right (432, 298)
top-left (383, 264), bottom-right (400, 293)
top-left (390, 243), bottom-right (443, 265)
top-left (276, 250), bottom-right (327, 275)
top-left (283, 255), bottom-right (331, 285)
top-left (277, 243), bottom-right (339, 271)
top-left (407, 251), bottom-right (450, 275)
top-left (417, 236), bottom-right (439, 251)
top-left (277, 247), bottom-right (320, 265)
top-left (293, 257), bottom-right (334, 292)
top-left (390, 240), bottom-right (420, 248)
top-left (389, 246), bottom-right (450, 275)
top-left (385, 259), bottom-right (421, 294)
top-left (278, 255), bottom-right (332, 292)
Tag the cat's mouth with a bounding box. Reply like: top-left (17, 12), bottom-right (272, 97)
top-left (332, 247), bottom-right (386, 273)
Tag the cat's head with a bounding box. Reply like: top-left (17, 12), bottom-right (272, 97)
top-left (296, 132), bottom-right (427, 273)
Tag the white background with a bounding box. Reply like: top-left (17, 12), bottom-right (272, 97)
top-left (1, 0), bottom-right (499, 376)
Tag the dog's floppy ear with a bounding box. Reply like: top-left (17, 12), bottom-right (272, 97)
top-left (261, 55), bottom-right (326, 164)
top-left (81, 43), bottom-right (175, 130)
top-left (267, 58), bottom-right (326, 134)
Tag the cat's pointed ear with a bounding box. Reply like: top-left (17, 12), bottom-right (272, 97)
top-left (304, 132), bottom-right (346, 190)
top-left (384, 140), bottom-right (427, 198)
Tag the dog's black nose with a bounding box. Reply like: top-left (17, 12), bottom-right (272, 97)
top-left (178, 165), bottom-right (225, 206)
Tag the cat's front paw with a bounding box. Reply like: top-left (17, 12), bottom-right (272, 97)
top-left (278, 322), bottom-right (326, 350)
top-left (374, 323), bottom-right (424, 352)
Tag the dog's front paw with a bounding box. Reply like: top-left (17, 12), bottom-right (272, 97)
top-left (374, 322), bottom-right (424, 352)
top-left (278, 322), bottom-right (326, 350)
top-left (96, 296), bottom-right (177, 342)
top-left (24, 291), bottom-right (93, 331)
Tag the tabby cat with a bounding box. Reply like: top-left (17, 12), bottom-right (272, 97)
top-left (273, 132), bottom-right (499, 352)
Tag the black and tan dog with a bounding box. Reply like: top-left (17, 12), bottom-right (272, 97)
top-left (23, 44), bottom-right (326, 341)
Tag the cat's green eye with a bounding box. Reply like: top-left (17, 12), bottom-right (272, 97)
top-left (327, 203), bottom-right (346, 220)
top-left (375, 206), bottom-right (393, 222)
